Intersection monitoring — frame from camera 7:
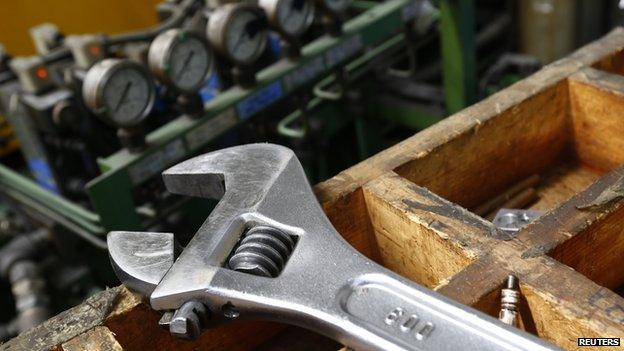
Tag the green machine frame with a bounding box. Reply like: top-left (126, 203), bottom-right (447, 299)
top-left (0, 0), bottom-right (476, 239)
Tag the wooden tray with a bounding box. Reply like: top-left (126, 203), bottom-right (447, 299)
top-left (5, 28), bottom-right (624, 351)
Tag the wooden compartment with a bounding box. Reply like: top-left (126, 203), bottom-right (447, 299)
top-left (5, 29), bottom-right (624, 351)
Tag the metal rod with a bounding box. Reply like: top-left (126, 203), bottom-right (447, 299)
top-left (0, 163), bottom-right (100, 223)
top-left (486, 187), bottom-right (538, 221)
top-left (473, 174), bottom-right (540, 216)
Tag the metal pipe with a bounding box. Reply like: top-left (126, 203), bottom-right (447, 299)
top-left (38, 0), bottom-right (202, 66)
top-left (0, 163), bottom-right (100, 223)
top-left (0, 320), bottom-right (18, 342)
top-left (8, 260), bottom-right (51, 333)
top-left (0, 228), bottom-right (50, 278)
top-left (0, 229), bottom-right (52, 337)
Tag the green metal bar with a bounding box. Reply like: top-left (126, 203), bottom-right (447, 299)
top-left (351, 0), bottom-right (379, 11)
top-left (353, 117), bottom-right (368, 160)
top-left (88, 170), bottom-right (140, 231)
top-left (440, 0), bottom-right (476, 114)
top-left (277, 97), bottom-right (324, 138)
top-left (3, 187), bottom-right (105, 237)
top-left (0, 163), bottom-right (100, 223)
top-left (277, 32), bottom-right (407, 138)
top-left (374, 99), bottom-right (444, 130)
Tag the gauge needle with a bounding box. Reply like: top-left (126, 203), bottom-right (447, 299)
top-left (115, 82), bottom-right (132, 112)
top-left (284, 4), bottom-right (293, 20)
top-left (232, 29), bottom-right (250, 54)
top-left (176, 51), bottom-right (195, 80)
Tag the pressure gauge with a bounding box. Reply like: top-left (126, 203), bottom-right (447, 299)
top-left (260, 0), bottom-right (315, 38)
top-left (82, 59), bottom-right (155, 128)
top-left (207, 3), bottom-right (268, 66)
top-left (317, 0), bottom-right (352, 15)
top-left (148, 29), bottom-right (214, 93)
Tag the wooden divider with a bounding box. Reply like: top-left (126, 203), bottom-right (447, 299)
top-left (568, 67), bottom-right (624, 171)
top-left (361, 172), bottom-right (496, 288)
top-left (5, 27), bottom-right (624, 351)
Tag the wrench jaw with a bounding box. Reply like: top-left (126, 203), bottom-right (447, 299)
top-left (107, 231), bottom-right (179, 297)
top-left (161, 143), bottom-right (296, 201)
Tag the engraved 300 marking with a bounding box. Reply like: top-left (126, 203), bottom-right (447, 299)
top-left (385, 307), bottom-right (435, 341)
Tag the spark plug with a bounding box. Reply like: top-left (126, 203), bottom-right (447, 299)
top-left (499, 274), bottom-right (520, 326)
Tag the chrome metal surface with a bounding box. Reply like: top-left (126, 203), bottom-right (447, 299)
top-left (259, 0), bottom-right (315, 39)
top-left (108, 231), bottom-right (178, 296)
top-left (169, 300), bottom-right (209, 339)
top-left (206, 3), bottom-right (268, 66)
top-left (82, 58), bottom-right (156, 128)
top-left (109, 144), bottom-right (560, 351)
top-left (492, 208), bottom-right (543, 233)
top-left (148, 29), bottom-right (214, 93)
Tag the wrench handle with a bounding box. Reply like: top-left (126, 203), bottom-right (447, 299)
top-left (334, 273), bottom-right (558, 351)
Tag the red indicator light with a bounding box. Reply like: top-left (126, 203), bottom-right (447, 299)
top-left (88, 45), bottom-right (101, 56)
top-left (36, 67), bottom-right (48, 80)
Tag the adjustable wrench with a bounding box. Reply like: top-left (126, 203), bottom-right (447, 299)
top-left (108, 143), bottom-right (560, 351)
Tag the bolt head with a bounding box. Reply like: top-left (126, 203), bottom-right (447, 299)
top-left (170, 313), bottom-right (201, 340)
top-left (167, 301), bottom-right (209, 340)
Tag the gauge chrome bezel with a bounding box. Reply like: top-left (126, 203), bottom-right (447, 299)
top-left (260, 0), bottom-right (315, 39)
top-left (207, 3), bottom-right (268, 66)
top-left (82, 58), bottom-right (156, 128)
top-left (148, 29), bottom-right (214, 94)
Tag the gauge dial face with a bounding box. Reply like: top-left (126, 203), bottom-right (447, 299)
top-left (322, 0), bottom-right (351, 14)
top-left (275, 0), bottom-right (314, 37)
top-left (222, 8), bottom-right (267, 65)
top-left (102, 67), bottom-right (152, 126)
top-left (149, 30), bottom-right (213, 93)
top-left (83, 59), bottom-right (155, 128)
top-left (168, 36), bottom-right (212, 91)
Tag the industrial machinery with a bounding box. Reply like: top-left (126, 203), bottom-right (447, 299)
top-left (0, 0), bottom-right (546, 341)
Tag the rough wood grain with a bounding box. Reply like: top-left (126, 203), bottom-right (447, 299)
top-left (61, 327), bottom-right (122, 351)
top-left (395, 82), bottom-right (569, 209)
top-left (569, 67), bottom-right (624, 171)
top-left (528, 162), bottom-right (602, 211)
top-left (0, 287), bottom-right (121, 351)
top-left (515, 165), bottom-right (624, 261)
top-left (362, 172), bottom-right (500, 288)
top-left (550, 185), bottom-right (624, 290)
top-left (437, 241), bottom-right (624, 350)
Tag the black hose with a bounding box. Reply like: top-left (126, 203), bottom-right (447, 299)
top-left (39, 0), bottom-right (202, 65)
top-left (0, 229), bottom-right (52, 336)
top-left (8, 260), bottom-right (51, 333)
top-left (106, 0), bottom-right (201, 45)
top-left (0, 228), bottom-right (49, 278)
top-left (0, 320), bottom-right (18, 342)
